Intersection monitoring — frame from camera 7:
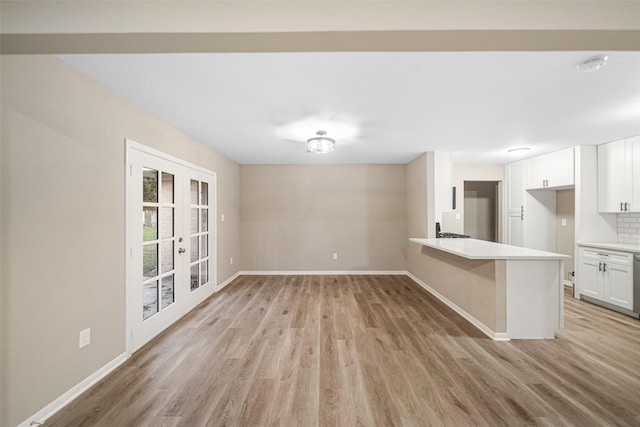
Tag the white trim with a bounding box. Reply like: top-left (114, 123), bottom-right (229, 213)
top-left (405, 272), bottom-right (510, 341)
top-left (238, 270), bottom-right (407, 276)
top-left (126, 139), bottom-right (215, 175)
top-left (18, 353), bottom-right (128, 427)
top-left (564, 279), bottom-right (573, 287)
top-left (217, 271), bottom-right (241, 291)
top-left (125, 139), bottom-right (218, 355)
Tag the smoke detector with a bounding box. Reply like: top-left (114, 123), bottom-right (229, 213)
top-left (577, 55), bottom-right (608, 72)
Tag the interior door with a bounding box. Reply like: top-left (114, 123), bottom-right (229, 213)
top-left (127, 142), bottom-right (216, 353)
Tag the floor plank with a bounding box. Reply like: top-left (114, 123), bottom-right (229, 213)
top-left (45, 276), bottom-right (640, 426)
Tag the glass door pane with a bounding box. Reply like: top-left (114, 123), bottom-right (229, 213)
top-left (142, 169), bottom-right (176, 320)
top-left (189, 179), bottom-right (210, 291)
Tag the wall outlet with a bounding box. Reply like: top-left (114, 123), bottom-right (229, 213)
top-left (79, 328), bottom-right (91, 349)
top-left (230, 256), bottom-right (233, 265)
top-left (332, 252), bottom-right (338, 260)
top-left (221, 214), bottom-right (225, 222)
top-left (561, 218), bottom-right (567, 226)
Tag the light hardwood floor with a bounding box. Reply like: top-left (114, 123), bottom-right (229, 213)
top-left (46, 275), bottom-right (640, 426)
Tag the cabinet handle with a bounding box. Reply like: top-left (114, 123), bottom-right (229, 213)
top-left (603, 262), bottom-right (607, 272)
top-left (621, 202), bottom-right (624, 212)
top-left (598, 262), bottom-right (602, 271)
top-left (625, 202), bottom-right (629, 212)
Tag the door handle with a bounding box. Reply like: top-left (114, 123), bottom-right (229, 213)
top-left (178, 247), bottom-right (186, 254)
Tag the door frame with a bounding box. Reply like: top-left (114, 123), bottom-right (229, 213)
top-left (125, 139), bottom-right (217, 356)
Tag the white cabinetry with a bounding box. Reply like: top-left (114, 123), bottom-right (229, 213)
top-left (578, 246), bottom-right (634, 310)
top-left (506, 161), bottom-right (526, 247)
top-left (526, 147), bottom-right (574, 189)
top-left (505, 159), bottom-right (557, 251)
top-left (598, 135), bottom-right (640, 213)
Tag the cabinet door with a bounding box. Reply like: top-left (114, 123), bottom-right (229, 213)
top-left (604, 263), bottom-right (633, 310)
top-left (507, 212), bottom-right (524, 247)
top-left (546, 147), bottom-right (574, 187)
top-left (506, 161), bottom-right (526, 211)
top-left (598, 139), bottom-right (628, 212)
top-left (578, 258), bottom-right (603, 299)
top-left (526, 156), bottom-right (547, 189)
top-left (629, 135), bottom-right (640, 212)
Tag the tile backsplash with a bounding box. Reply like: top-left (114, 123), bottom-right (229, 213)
top-left (617, 213), bottom-right (640, 245)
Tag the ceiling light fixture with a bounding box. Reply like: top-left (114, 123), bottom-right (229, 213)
top-left (307, 130), bottom-right (335, 154)
top-left (507, 147), bottom-right (531, 155)
top-left (577, 55), bottom-right (608, 72)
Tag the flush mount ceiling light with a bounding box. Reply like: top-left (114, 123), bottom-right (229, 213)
top-left (577, 55), bottom-right (608, 72)
top-left (307, 130), bottom-right (335, 154)
top-left (507, 147), bottom-right (531, 155)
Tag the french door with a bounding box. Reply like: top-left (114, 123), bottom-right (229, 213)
top-left (126, 141), bottom-right (216, 353)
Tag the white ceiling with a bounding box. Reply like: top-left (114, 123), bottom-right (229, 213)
top-left (59, 51), bottom-right (640, 164)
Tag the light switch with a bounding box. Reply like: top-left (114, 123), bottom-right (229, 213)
top-left (561, 219), bottom-right (567, 226)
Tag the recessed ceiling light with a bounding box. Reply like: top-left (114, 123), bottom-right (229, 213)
top-left (577, 55), bottom-right (608, 72)
top-left (507, 147), bottom-right (531, 155)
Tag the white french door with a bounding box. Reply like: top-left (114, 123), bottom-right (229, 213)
top-left (126, 141), bottom-right (216, 353)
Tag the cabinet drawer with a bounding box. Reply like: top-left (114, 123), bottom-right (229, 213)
top-left (579, 247), bottom-right (633, 265)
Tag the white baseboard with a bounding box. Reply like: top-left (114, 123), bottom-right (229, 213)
top-left (217, 271), bottom-right (241, 291)
top-left (564, 280), bottom-right (573, 287)
top-left (238, 270), bottom-right (407, 276)
top-left (18, 352), bottom-right (128, 427)
top-left (406, 272), bottom-right (509, 341)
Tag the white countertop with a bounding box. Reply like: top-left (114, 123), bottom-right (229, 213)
top-left (577, 242), bottom-right (640, 253)
top-left (409, 238), bottom-right (571, 260)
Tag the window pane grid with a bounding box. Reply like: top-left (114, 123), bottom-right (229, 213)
top-left (189, 179), bottom-right (211, 291)
top-left (142, 168), bottom-right (176, 320)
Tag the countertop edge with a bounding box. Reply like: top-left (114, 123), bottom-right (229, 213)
top-left (409, 238), bottom-right (571, 260)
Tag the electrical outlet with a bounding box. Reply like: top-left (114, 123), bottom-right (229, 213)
top-left (230, 257), bottom-right (233, 265)
top-left (332, 252), bottom-right (338, 260)
top-left (221, 214), bottom-right (225, 222)
top-left (79, 328), bottom-right (91, 349)
top-left (561, 218), bottom-right (567, 226)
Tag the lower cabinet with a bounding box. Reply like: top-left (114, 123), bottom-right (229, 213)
top-left (578, 246), bottom-right (634, 310)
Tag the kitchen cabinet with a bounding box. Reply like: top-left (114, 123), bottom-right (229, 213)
top-left (578, 246), bottom-right (634, 310)
top-left (506, 161), bottom-right (526, 247)
top-left (598, 135), bottom-right (640, 213)
top-left (505, 160), bottom-right (556, 251)
top-left (526, 147), bottom-right (574, 189)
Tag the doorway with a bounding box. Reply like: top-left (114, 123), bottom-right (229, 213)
top-left (464, 181), bottom-right (499, 242)
top-left (126, 141), bottom-right (216, 353)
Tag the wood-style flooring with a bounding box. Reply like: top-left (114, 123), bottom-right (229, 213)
top-left (46, 275), bottom-right (640, 426)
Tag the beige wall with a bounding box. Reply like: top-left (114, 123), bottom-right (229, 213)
top-left (464, 181), bottom-right (498, 242)
top-left (409, 246), bottom-right (505, 334)
top-left (556, 189), bottom-right (576, 282)
top-left (0, 55), bottom-right (240, 427)
top-left (240, 164), bottom-right (406, 271)
top-left (3, 2), bottom-right (640, 54)
top-left (446, 163), bottom-right (504, 237)
top-left (406, 154), bottom-right (428, 239)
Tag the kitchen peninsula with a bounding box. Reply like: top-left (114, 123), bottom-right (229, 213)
top-left (409, 238), bottom-right (570, 340)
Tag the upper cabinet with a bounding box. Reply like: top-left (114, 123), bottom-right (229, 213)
top-left (598, 135), bottom-right (640, 213)
top-left (526, 147), bottom-right (575, 190)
